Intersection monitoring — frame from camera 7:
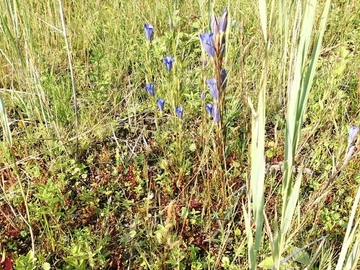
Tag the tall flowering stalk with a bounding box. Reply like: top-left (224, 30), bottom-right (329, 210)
top-left (162, 55), bottom-right (179, 112)
top-left (144, 24), bottom-right (154, 82)
top-left (200, 8), bottom-right (228, 181)
top-left (143, 23), bottom-right (164, 131)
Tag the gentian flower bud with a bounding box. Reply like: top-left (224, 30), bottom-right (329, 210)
top-left (175, 106), bottom-right (184, 119)
top-left (207, 78), bottom-right (219, 100)
top-left (348, 126), bottom-right (359, 145)
top-left (212, 103), bottom-right (220, 123)
top-left (205, 104), bottom-right (213, 115)
top-left (201, 91), bottom-right (205, 101)
top-left (221, 68), bottom-right (227, 89)
top-left (163, 56), bottom-right (174, 71)
top-left (144, 24), bottom-right (154, 41)
top-left (219, 8), bottom-right (228, 32)
top-left (200, 33), bottom-right (215, 58)
top-left (345, 145), bottom-right (356, 163)
top-left (211, 15), bottom-right (219, 37)
top-left (157, 98), bottom-right (165, 111)
top-left (145, 83), bottom-right (155, 96)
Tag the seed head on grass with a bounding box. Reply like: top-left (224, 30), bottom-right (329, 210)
top-left (157, 98), bottom-right (165, 111)
top-left (145, 83), bottom-right (155, 96)
top-left (175, 106), bottom-right (183, 119)
top-left (163, 56), bottom-right (174, 71)
top-left (200, 33), bottom-right (215, 58)
top-left (144, 24), bottom-right (154, 41)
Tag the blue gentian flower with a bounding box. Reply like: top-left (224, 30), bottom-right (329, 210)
top-left (175, 106), bottom-right (183, 119)
top-left (207, 78), bottom-right (219, 100)
top-left (219, 8), bottom-right (228, 32)
top-left (163, 56), bottom-right (174, 71)
top-left (145, 83), bottom-right (155, 96)
top-left (348, 126), bottom-right (359, 145)
top-left (157, 98), bottom-right (165, 111)
top-left (212, 103), bottom-right (220, 123)
top-left (221, 68), bottom-right (227, 89)
top-left (144, 24), bottom-right (154, 41)
top-left (205, 104), bottom-right (213, 115)
top-left (200, 33), bottom-right (215, 58)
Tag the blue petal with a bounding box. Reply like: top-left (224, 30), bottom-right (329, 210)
top-left (205, 103), bottom-right (213, 115)
top-left (175, 106), bottom-right (184, 119)
top-left (145, 83), bottom-right (155, 96)
top-left (200, 33), bottom-right (215, 58)
top-left (156, 98), bottom-right (165, 111)
top-left (144, 24), bottom-right (154, 40)
top-left (163, 56), bottom-right (174, 71)
top-left (207, 78), bottom-right (219, 100)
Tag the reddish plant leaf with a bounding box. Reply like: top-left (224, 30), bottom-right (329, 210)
top-left (5, 257), bottom-right (13, 270)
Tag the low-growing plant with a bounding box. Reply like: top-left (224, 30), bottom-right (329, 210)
top-left (1, 0), bottom-right (360, 269)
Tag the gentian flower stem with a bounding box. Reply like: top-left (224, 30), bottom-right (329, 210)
top-left (200, 67), bottom-right (207, 147)
top-left (200, 7), bottom-right (229, 189)
top-left (144, 40), bottom-right (153, 84)
top-left (154, 111), bottom-right (159, 131)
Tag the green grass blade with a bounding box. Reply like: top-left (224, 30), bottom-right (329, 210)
top-left (243, 204), bottom-right (256, 268)
top-left (297, 0), bottom-right (331, 121)
top-left (275, 0), bottom-right (331, 267)
top-left (336, 184), bottom-right (360, 269)
top-left (344, 234), bottom-right (360, 270)
top-left (281, 169), bottom-right (302, 235)
top-left (258, 0), bottom-right (267, 41)
top-left (0, 94), bottom-right (12, 146)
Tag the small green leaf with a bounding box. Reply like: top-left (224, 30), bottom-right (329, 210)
top-left (232, 161), bottom-right (241, 168)
top-left (266, 149), bottom-right (274, 158)
top-left (42, 262), bottom-right (51, 270)
top-left (129, 230), bottom-right (136, 238)
top-left (189, 143), bottom-right (196, 152)
top-left (290, 247), bottom-right (310, 265)
top-left (259, 256), bottom-right (274, 269)
top-left (181, 207), bottom-right (188, 220)
top-left (221, 256), bottom-right (230, 268)
top-left (191, 21), bottom-right (200, 29)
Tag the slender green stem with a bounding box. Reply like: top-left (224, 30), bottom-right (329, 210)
top-left (58, 0), bottom-right (78, 159)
